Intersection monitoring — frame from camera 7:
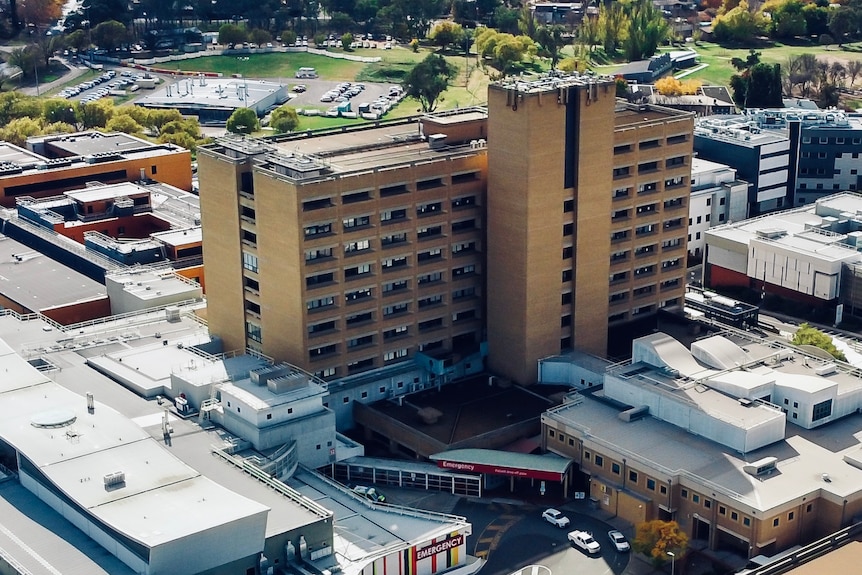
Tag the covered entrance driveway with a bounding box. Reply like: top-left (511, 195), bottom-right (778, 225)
top-left (430, 448), bottom-right (574, 498)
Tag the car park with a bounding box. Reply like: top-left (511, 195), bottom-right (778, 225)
top-left (541, 508), bottom-right (570, 528)
top-left (608, 530), bottom-right (630, 552)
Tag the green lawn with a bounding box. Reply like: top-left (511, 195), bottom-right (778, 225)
top-left (666, 41), bottom-right (862, 87)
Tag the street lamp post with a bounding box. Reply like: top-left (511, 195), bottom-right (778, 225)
top-left (667, 551), bottom-right (675, 575)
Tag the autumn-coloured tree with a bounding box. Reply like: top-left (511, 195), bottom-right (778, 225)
top-left (633, 520), bottom-right (688, 567)
top-left (19, 0), bottom-right (63, 28)
top-left (655, 76), bottom-right (684, 96)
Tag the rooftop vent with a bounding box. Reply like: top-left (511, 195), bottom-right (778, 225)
top-left (744, 456), bottom-right (777, 477)
top-left (756, 228), bottom-right (787, 240)
top-left (103, 471), bottom-right (126, 489)
top-left (428, 133), bottom-right (447, 149)
top-left (619, 405), bottom-right (649, 422)
top-left (814, 363), bottom-right (837, 376)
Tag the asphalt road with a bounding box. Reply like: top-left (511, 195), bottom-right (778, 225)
top-left (452, 498), bottom-right (633, 575)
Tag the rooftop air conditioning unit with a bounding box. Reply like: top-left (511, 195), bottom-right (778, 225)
top-left (814, 363), bottom-right (837, 376)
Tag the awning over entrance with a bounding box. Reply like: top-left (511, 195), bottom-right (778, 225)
top-left (430, 448), bottom-right (572, 482)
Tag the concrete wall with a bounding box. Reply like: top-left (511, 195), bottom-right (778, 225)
top-left (40, 296), bottom-right (112, 325)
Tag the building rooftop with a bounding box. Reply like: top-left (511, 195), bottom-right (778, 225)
top-left (691, 156), bottom-right (735, 175)
top-left (139, 78), bottom-right (286, 111)
top-left (491, 71), bottom-right (615, 94)
top-left (695, 116), bottom-right (789, 147)
top-left (0, 234), bottom-right (107, 311)
top-left (546, 387), bottom-right (862, 513)
top-left (614, 101), bottom-right (694, 128)
top-left (0, 141), bottom-right (47, 165)
top-left (151, 226), bottom-right (202, 247)
top-left (706, 192), bottom-right (862, 263)
top-left (32, 132), bottom-right (155, 158)
top-left (0, 310), bottom-right (471, 573)
top-left (0, 338), bottom-right (270, 551)
top-left (64, 181), bottom-right (149, 203)
top-left (207, 113), bottom-right (488, 183)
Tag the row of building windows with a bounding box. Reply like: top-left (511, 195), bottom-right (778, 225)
top-left (307, 290), bottom-right (480, 317)
top-left (302, 192), bottom-right (480, 216)
top-left (295, 174), bottom-right (481, 210)
top-left (614, 134), bottom-right (689, 155)
top-left (612, 156), bottom-right (689, 179)
top-left (801, 136), bottom-right (862, 145)
top-left (306, 258), bottom-right (479, 288)
top-left (315, 240), bottom-right (477, 263)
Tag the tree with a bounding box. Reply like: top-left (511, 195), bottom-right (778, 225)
top-left (492, 6), bottom-right (519, 34)
top-left (633, 520), bottom-right (688, 567)
top-left (430, 21), bottom-right (464, 52)
top-left (249, 29), bottom-right (273, 47)
top-left (158, 119), bottom-right (203, 150)
top-left (341, 33), bottom-right (354, 49)
top-left (92, 20), bottom-right (127, 52)
top-left (227, 107), bottom-right (260, 134)
top-left (329, 12), bottom-right (355, 33)
top-left (41, 121), bottom-right (76, 135)
top-left (792, 323), bottom-right (847, 361)
top-left (578, 16), bottom-right (600, 53)
top-left (77, 99), bottom-right (114, 129)
top-left (598, 3), bottom-right (628, 54)
top-left (6, 46), bottom-right (39, 79)
top-left (713, 1), bottom-right (766, 43)
top-left (764, 0), bottom-right (807, 39)
top-left (19, 0), bottom-right (62, 28)
top-left (281, 30), bottom-right (298, 46)
top-left (65, 29), bottom-right (90, 53)
top-left (148, 108), bottom-right (184, 132)
top-left (106, 114), bottom-right (143, 134)
top-left (0, 117), bottom-right (43, 147)
top-left (536, 25), bottom-right (565, 69)
top-left (404, 53), bottom-right (455, 112)
top-left (518, 5), bottom-right (537, 39)
top-left (42, 98), bottom-right (77, 124)
top-left (828, 9), bottom-right (856, 46)
top-left (623, 0), bottom-right (669, 61)
top-left (847, 61), bottom-right (862, 88)
top-left (270, 105), bottom-right (300, 133)
top-left (34, 35), bottom-right (64, 69)
top-left (731, 62), bottom-right (783, 108)
top-left (219, 23), bottom-right (247, 46)
top-left (731, 49), bottom-right (761, 72)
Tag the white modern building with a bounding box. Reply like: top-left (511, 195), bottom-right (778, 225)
top-left (694, 116), bottom-right (792, 215)
top-left (688, 157), bottom-right (749, 261)
top-left (0, 338), bottom-right (270, 575)
top-left (704, 192), bottom-right (862, 307)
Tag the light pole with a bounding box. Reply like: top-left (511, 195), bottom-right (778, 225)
top-left (667, 551), bottom-right (675, 575)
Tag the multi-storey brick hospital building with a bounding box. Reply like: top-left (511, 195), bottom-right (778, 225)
top-left (198, 73), bottom-right (694, 387)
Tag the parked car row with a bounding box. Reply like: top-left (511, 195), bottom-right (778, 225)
top-left (541, 509), bottom-right (630, 555)
top-left (319, 81), bottom-right (366, 103)
top-left (59, 69), bottom-right (150, 102)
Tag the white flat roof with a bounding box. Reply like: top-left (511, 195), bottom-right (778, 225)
top-left (151, 226), bottom-right (202, 246)
top-left (65, 182), bottom-right (149, 203)
top-left (0, 338), bottom-right (270, 551)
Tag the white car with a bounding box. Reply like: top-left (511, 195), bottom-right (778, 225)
top-left (568, 530), bottom-right (601, 554)
top-left (542, 508), bottom-right (570, 528)
top-left (608, 530), bottom-right (630, 552)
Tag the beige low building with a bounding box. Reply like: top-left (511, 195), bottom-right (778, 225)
top-left (542, 330), bottom-right (862, 558)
